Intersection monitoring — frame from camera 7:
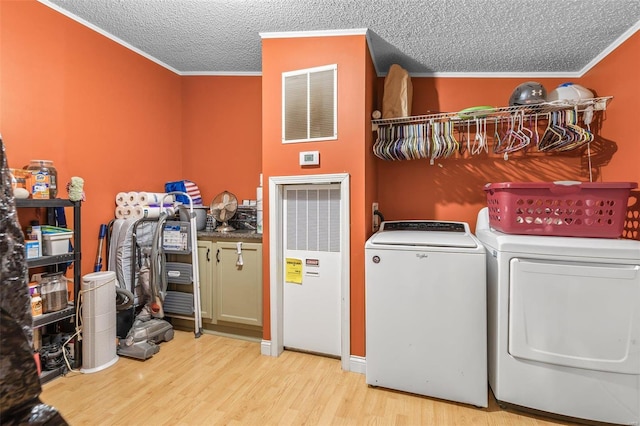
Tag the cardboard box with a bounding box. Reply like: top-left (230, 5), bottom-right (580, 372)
top-left (42, 232), bottom-right (72, 256)
top-left (9, 168), bottom-right (30, 190)
top-left (26, 240), bottom-right (40, 259)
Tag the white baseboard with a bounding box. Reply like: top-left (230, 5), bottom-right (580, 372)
top-left (261, 339), bottom-right (272, 356)
top-left (349, 355), bottom-right (366, 374)
top-left (260, 340), bottom-right (365, 375)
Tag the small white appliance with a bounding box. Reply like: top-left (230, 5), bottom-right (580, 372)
top-left (476, 207), bottom-right (640, 424)
top-left (81, 271), bottom-right (118, 373)
top-left (365, 220), bottom-right (487, 407)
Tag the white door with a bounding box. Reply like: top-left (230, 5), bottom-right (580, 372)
top-left (282, 184), bottom-right (341, 357)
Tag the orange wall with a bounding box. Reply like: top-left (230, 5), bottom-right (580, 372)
top-left (375, 76), bottom-right (571, 228)
top-left (2, 0), bottom-right (182, 278)
top-left (2, 2), bottom-right (264, 279)
top-left (181, 76), bottom-right (262, 203)
top-left (375, 31), bottom-right (640, 231)
top-left (261, 35), bottom-right (370, 355)
top-left (3, 0), bottom-right (639, 359)
top-left (581, 30), bottom-right (640, 183)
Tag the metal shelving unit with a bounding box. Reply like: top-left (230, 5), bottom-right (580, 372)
top-left (16, 198), bottom-right (81, 383)
top-left (32, 305), bottom-right (74, 329)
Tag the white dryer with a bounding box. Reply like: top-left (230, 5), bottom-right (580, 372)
top-left (365, 220), bottom-right (487, 407)
top-left (476, 207), bottom-right (640, 425)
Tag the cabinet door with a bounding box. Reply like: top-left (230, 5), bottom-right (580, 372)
top-left (216, 242), bottom-right (262, 326)
top-left (197, 240), bottom-right (216, 321)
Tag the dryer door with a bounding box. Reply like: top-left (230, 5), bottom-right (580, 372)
top-left (508, 258), bottom-right (640, 374)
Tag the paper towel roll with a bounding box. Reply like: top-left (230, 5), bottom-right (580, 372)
top-left (256, 187), bottom-right (263, 211)
top-left (256, 185), bottom-right (263, 233)
top-left (130, 206), bottom-right (162, 220)
top-left (138, 192), bottom-right (174, 206)
top-left (115, 206), bottom-right (130, 219)
top-left (127, 191), bottom-right (139, 206)
top-left (256, 210), bottom-right (263, 234)
top-left (116, 192), bottom-right (129, 207)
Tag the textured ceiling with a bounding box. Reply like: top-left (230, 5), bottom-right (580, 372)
top-left (41, 0), bottom-right (640, 76)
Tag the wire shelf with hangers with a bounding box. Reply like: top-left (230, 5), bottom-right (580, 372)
top-left (370, 96), bottom-right (613, 165)
top-left (371, 96), bottom-right (612, 127)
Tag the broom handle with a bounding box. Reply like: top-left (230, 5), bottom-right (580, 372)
top-left (94, 224), bottom-right (107, 272)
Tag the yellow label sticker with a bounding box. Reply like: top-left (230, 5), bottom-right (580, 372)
top-left (285, 258), bottom-right (303, 284)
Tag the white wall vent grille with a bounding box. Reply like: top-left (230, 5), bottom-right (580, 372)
top-left (282, 64), bottom-right (337, 143)
top-left (286, 188), bottom-right (340, 252)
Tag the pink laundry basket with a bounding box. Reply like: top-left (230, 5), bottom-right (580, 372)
top-left (484, 181), bottom-right (637, 238)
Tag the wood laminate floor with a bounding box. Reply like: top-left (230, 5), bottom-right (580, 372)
top-left (41, 330), bottom-right (577, 425)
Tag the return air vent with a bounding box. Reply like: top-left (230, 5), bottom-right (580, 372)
top-left (282, 64), bottom-right (337, 143)
top-left (285, 187), bottom-right (340, 253)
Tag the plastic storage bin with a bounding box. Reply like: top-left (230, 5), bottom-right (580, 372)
top-left (42, 231), bottom-right (73, 255)
top-left (484, 181), bottom-right (637, 238)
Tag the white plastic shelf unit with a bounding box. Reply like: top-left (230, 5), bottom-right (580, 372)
top-left (16, 198), bottom-right (82, 383)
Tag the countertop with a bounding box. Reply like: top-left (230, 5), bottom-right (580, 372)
top-left (197, 230), bottom-right (262, 242)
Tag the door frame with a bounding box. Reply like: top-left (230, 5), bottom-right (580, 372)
top-left (266, 173), bottom-right (350, 370)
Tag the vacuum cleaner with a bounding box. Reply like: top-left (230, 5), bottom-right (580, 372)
top-left (115, 210), bottom-right (175, 360)
top-left (113, 191), bottom-right (201, 360)
top-left (116, 261), bottom-right (174, 360)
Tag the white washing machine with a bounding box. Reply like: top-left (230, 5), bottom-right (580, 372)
top-left (365, 220), bottom-right (487, 407)
top-left (476, 207), bottom-right (640, 425)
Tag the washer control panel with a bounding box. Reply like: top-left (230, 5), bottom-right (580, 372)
top-left (381, 221), bottom-right (467, 233)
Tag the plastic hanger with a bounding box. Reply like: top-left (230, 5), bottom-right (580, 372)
top-left (472, 118), bottom-right (488, 155)
top-left (538, 112), bottom-right (563, 151)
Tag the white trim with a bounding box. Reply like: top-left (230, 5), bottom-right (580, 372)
top-left (386, 71), bottom-right (584, 79)
top-left (282, 65), bottom-right (337, 143)
top-left (578, 22), bottom-right (640, 77)
top-left (38, 0), bottom-right (181, 75)
top-left (260, 28), bottom-right (368, 39)
top-left (261, 339), bottom-right (272, 356)
top-left (268, 173), bottom-right (351, 371)
top-left (349, 356), bottom-right (366, 375)
top-left (261, 340), bottom-right (366, 375)
top-left (180, 71), bottom-right (263, 77)
top-left (282, 64), bottom-right (337, 78)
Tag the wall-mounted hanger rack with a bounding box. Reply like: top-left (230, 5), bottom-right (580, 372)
top-left (370, 96), bottom-right (613, 165)
top-left (371, 96), bottom-right (612, 128)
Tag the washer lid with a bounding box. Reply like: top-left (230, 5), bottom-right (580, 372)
top-left (369, 221), bottom-right (478, 248)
